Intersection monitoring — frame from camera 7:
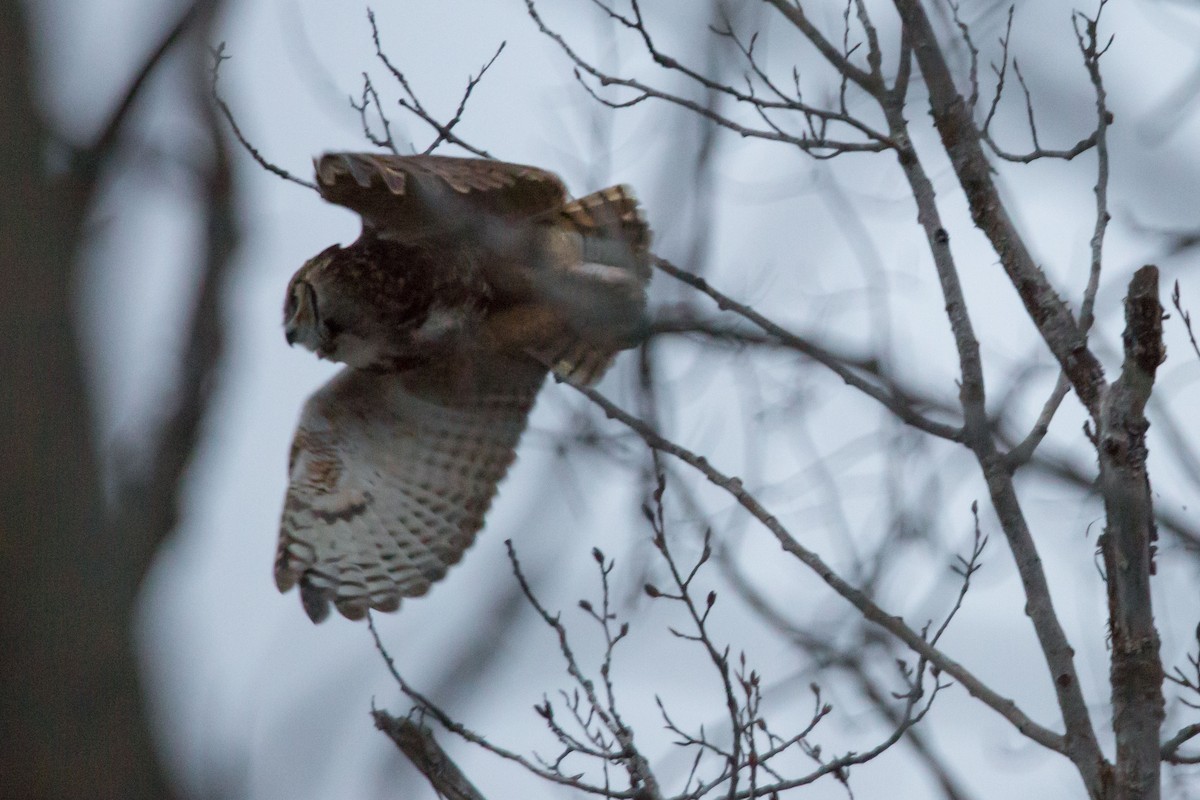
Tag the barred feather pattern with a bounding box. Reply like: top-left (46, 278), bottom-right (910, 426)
top-left (557, 184), bottom-right (651, 267)
top-left (527, 185), bottom-right (652, 384)
top-left (314, 152), bottom-right (568, 239)
top-left (276, 358), bottom-right (545, 622)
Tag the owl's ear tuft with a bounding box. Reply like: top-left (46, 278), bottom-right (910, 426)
top-left (311, 244), bottom-right (341, 269)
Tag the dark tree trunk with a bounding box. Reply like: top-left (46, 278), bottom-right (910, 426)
top-left (0, 2), bottom-right (172, 797)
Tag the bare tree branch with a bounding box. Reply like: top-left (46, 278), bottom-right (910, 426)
top-left (367, 8), bottom-right (497, 158)
top-left (350, 72), bottom-right (400, 153)
top-left (763, 0), bottom-right (883, 93)
top-left (552, 376), bottom-right (1066, 755)
top-left (211, 43), bottom-right (317, 189)
top-left (880, 6), bottom-right (1112, 791)
top-left (1162, 722), bottom-right (1200, 765)
top-left (653, 258), bottom-right (963, 441)
top-left (525, 0), bottom-right (893, 156)
top-left (373, 712), bottom-right (489, 800)
top-left (115, 21), bottom-right (241, 577)
top-left (893, 0), bottom-right (1107, 415)
top-left (1004, 4), bottom-right (1112, 469)
top-left (1098, 265), bottom-right (1166, 798)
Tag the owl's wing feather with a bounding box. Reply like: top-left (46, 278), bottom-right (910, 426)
top-left (315, 152), bottom-right (568, 241)
top-left (522, 185), bottom-right (653, 384)
top-left (276, 357), bottom-right (546, 623)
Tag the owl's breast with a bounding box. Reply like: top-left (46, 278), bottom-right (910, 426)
top-left (332, 235), bottom-right (494, 371)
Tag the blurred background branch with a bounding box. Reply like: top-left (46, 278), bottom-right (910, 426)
top-left (0, 0), bottom-right (237, 797)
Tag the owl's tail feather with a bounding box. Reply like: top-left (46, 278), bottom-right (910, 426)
top-left (558, 185), bottom-right (652, 278)
top-left (528, 186), bottom-right (652, 385)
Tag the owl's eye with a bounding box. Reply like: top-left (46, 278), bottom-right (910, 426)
top-left (284, 283), bottom-right (301, 322)
top-left (284, 280), bottom-right (326, 351)
top-left (302, 283), bottom-right (323, 330)
top-left (304, 283), bottom-right (318, 317)
top-left (285, 280), bottom-right (321, 326)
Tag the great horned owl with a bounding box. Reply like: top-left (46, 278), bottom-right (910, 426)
top-left (276, 153), bottom-right (651, 623)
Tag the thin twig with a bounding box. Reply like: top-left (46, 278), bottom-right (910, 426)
top-left (209, 43), bottom-right (316, 189)
top-left (762, 0), bottom-right (883, 94)
top-left (551, 376), bottom-right (1066, 755)
top-left (1003, 6), bottom-right (1112, 469)
top-left (425, 41), bottom-right (506, 154)
top-left (1171, 280), bottom-right (1200, 362)
top-left (928, 502), bottom-right (988, 647)
top-left (506, 541), bottom-right (664, 800)
top-left (942, 0), bottom-right (980, 112)
top-left (652, 258), bottom-right (963, 442)
top-left (1162, 722), bottom-right (1200, 764)
top-left (367, 9), bottom-right (495, 158)
top-left (978, 8), bottom-right (1098, 163)
top-left (525, 0), bottom-right (892, 156)
top-left (366, 615), bottom-right (652, 799)
top-left (350, 72), bottom-right (399, 153)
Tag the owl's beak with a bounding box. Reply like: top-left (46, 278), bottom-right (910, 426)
top-left (284, 315), bottom-right (303, 347)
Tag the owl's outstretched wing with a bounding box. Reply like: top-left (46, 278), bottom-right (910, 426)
top-left (275, 357), bottom-right (546, 623)
top-left (315, 152), bottom-right (568, 241)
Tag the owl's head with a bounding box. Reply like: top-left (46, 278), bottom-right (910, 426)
top-left (285, 243), bottom-right (407, 370)
top-left (283, 245), bottom-right (358, 363)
